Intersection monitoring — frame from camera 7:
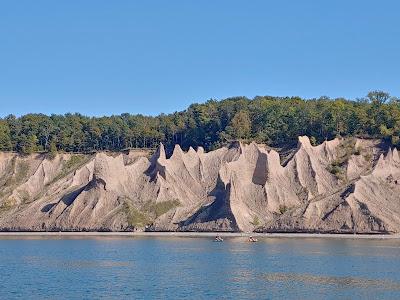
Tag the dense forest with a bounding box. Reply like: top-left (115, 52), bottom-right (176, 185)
top-left (0, 91), bottom-right (399, 155)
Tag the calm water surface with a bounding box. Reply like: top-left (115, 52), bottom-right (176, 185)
top-left (0, 236), bottom-right (400, 299)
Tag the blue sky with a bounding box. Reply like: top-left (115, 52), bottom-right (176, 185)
top-left (0, 0), bottom-right (399, 117)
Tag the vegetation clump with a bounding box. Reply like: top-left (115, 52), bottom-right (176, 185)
top-left (327, 163), bottom-right (346, 181)
top-left (279, 205), bottom-right (288, 215)
top-left (123, 201), bottom-right (151, 228)
top-left (143, 199), bottom-right (180, 219)
top-left (251, 215), bottom-right (260, 226)
top-left (327, 138), bottom-right (363, 181)
top-left (153, 200), bottom-right (180, 218)
top-left (122, 199), bottom-right (180, 228)
top-left (19, 190), bottom-right (30, 204)
top-left (0, 197), bottom-right (16, 213)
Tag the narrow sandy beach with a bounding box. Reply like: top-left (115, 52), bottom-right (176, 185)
top-left (0, 231), bottom-right (399, 239)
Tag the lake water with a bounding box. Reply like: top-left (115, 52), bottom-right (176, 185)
top-left (0, 236), bottom-right (400, 299)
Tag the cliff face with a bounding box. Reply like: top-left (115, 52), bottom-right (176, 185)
top-left (0, 136), bottom-right (399, 233)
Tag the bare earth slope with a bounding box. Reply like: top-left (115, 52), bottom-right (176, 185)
top-left (0, 137), bottom-right (399, 233)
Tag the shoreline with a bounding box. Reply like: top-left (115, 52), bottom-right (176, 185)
top-left (0, 231), bottom-right (399, 239)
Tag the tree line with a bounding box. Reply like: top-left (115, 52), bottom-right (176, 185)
top-left (0, 91), bottom-right (399, 155)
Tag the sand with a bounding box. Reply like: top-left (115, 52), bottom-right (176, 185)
top-left (0, 231), bottom-right (398, 240)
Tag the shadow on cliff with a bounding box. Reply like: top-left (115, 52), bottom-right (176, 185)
top-left (41, 185), bottom-right (87, 213)
top-left (177, 176), bottom-right (240, 231)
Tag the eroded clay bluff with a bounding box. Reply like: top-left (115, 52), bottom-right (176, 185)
top-left (0, 136), bottom-right (399, 233)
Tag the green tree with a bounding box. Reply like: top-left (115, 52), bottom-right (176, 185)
top-left (20, 134), bottom-right (38, 155)
top-left (367, 90), bottom-right (391, 105)
top-left (0, 91), bottom-right (399, 154)
top-left (310, 136), bottom-right (317, 146)
top-left (227, 110), bottom-right (251, 140)
top-left (0, 120), bottom-right (12, 151)
top-left (48, 139), bottom-right (58, 159)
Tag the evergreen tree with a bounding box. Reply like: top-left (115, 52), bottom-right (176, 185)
top-left (0, 121), bottom-right (12, 151)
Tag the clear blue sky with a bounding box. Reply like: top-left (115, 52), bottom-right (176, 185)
top-left (1, 0), bottom-right (399, 117)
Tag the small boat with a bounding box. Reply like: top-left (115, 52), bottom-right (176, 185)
top-left (248, 236), bottom-right (258, 242)
top-left (214, 236), bottom-right (224, 242)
